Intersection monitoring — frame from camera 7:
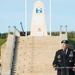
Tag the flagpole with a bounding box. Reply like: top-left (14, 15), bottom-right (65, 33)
top-left (50, 0), bottom-right (52, 36)
top-left (25, 0), bottom-right (27, 36)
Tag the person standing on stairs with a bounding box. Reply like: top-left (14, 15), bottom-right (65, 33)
top-left (52, 40), bottom-right (75, 75)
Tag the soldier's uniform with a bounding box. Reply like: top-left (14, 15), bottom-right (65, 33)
top-left (53, 40), bottom-right (75, 75)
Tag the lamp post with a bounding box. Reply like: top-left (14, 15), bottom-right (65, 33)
top-left (8, 26), bottom-right (10, 34)
top-left (60, 25), bottom-right (62, 35)
top-left (65, 25), bottom-right (67, 34)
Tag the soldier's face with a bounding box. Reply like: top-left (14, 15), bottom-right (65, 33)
top-left (61, 43), bottom-right (69, 50)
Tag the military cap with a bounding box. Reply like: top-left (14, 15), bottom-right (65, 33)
top-left (61, 40), bottom-right (69, 44)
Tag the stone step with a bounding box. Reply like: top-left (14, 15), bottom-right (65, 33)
top-left (14, 72), bottom-right (57, 75)
top-left (11, 36), bottom-right (60, 75)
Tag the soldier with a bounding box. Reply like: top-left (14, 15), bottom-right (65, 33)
top-left (53, 40), bottom-right (75, 75)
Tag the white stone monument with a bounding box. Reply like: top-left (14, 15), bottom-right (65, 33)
top-left (31, 0), bottom-right (48, 36)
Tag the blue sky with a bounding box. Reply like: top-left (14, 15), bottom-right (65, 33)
top-left (0, 0), bottom-right (75, 33)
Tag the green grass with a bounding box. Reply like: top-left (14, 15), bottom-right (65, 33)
top-left (68, 38), bottom-right (75, 49)
top-left (0, 39), bottom-right (7, 56)
top-left (0, 39), bottom-right (6, 45)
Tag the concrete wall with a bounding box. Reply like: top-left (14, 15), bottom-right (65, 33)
top-left (1, 34), bottom-right (15, 75)
top-left (1, 43), bottom-right (6, 67)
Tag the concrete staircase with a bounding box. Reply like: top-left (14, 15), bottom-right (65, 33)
top-left (11, 36), bottom-right (60, 75)
top-left (1, 26), bottom-right (68, 75)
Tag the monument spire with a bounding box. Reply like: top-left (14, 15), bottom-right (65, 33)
top-left (31, 0), bottom-right (48, 36)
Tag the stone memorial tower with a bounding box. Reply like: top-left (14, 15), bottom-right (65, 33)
top-left (31, 0), bottom-right (48, 36)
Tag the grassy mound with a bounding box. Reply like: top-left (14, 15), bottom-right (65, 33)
top-left (0, 39), bottom-right (7, 56)
top-left (68, 38), bottom-right (75, 49)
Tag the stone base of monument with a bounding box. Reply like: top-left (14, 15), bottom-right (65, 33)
top-left (1, 24), bottom-right (68, 75)
top-left (1, 35), bottom-right (62, 75)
